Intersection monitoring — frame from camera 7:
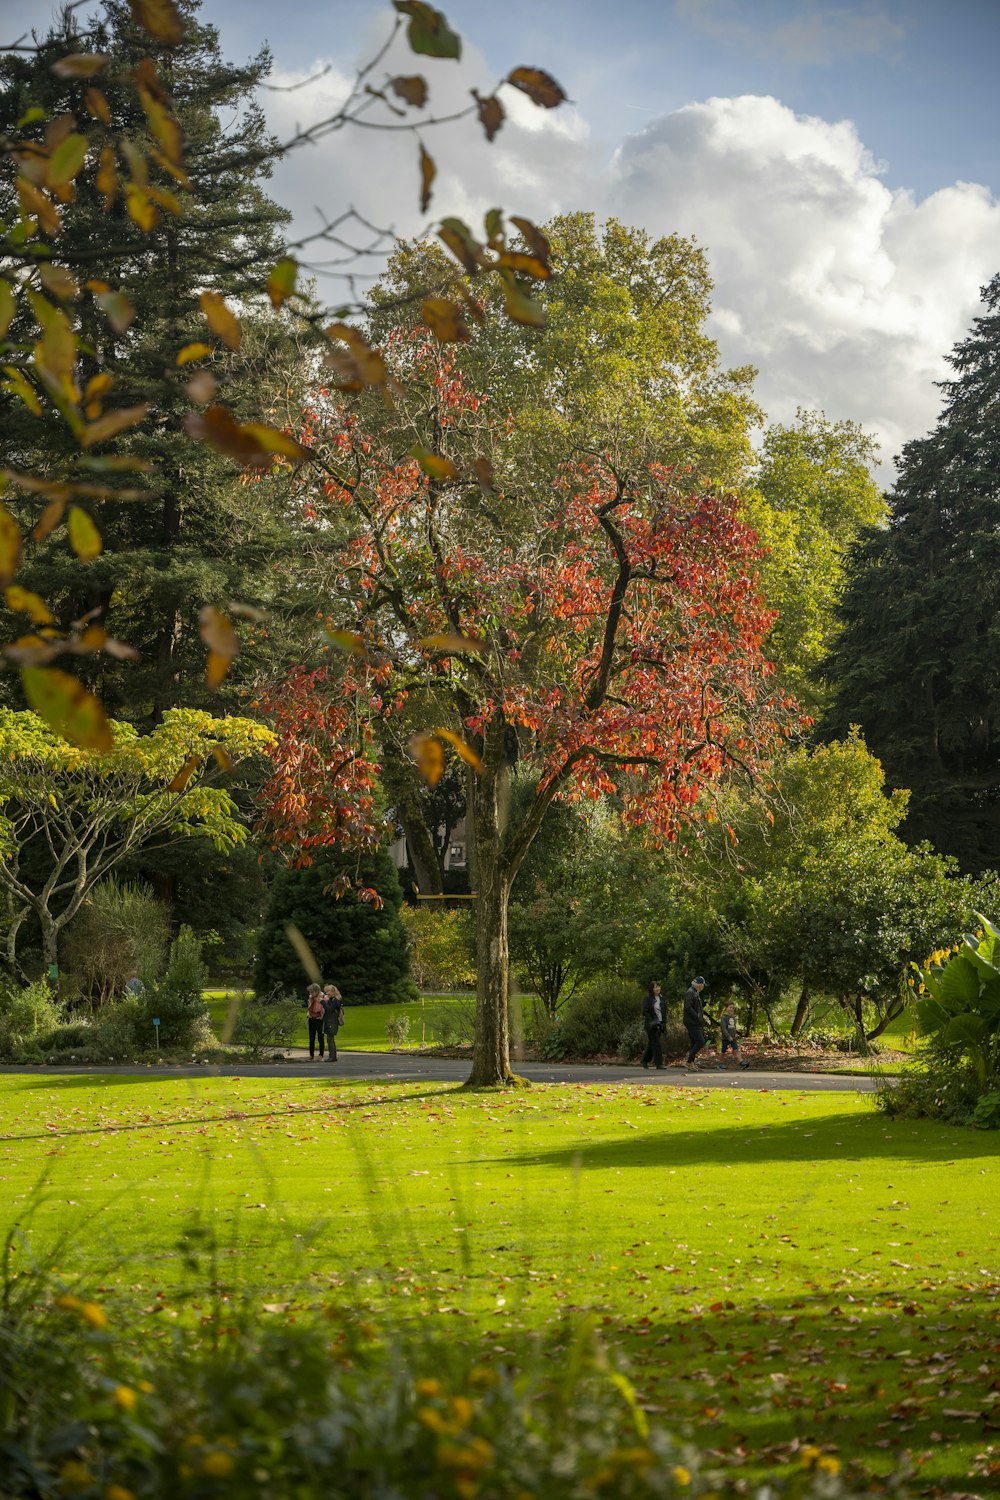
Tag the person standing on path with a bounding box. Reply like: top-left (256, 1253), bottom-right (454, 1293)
top-left (720, 1001), bottom-right (750, 1070)
top-left (306, 983), bottom-right (325, 1060)
top-left (641, 980), bottom-right (665, 1069)
top-left (683, 975), bottom-right (710, 1070)
top-left (322, 982), bottom-right (345, 1062)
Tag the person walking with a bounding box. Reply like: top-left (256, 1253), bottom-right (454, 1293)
top-left (306, 982), bottom-right (325, 1060)
top-left (641, 980), bottom-right (665, 1070)
top-left (322, 982), bottom-right (345, 1062)
top-left (683, 975), bottom-right (710, 1070)
top-left (720, 1001), bottom-right (750, 1070)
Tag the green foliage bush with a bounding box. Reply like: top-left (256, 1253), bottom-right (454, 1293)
top-left (0, 979), bottom-right (61, 1060)
top-left (385, 1012), bottom-right (411, 1045)
top-left (555, 980), bottom-right (645, 1058)
top-left (141, 926), bottom-right (209, 1052)
top-left (255, 848), bottom-right (417, 1006)
top-left (400, 904), bottom-right (476, 990)
top-left (229, 995), bottom-right (301, 1059)
top-left (424, 996), bottom-right (476, 1047)
top-left (0, 1264), bottom-right (900, 1500)
top-left (61, 880), bottom-right (170, 1007)
top-left (90, 996), bottom-right (145, 1061)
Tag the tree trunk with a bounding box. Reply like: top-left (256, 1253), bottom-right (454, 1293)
top-left (466, 748), bottom-right (515, 1086)
top-left (866, 995), bottom-right (905, 1042)
top-left (789, 983), bottom-right (811, 1038)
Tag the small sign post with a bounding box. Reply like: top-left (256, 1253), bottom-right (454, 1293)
top-left (152, 1018), bottom-right (160, 1048)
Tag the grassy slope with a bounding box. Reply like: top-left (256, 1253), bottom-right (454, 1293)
top-left (1, 1075), bottom-right (996, 1491)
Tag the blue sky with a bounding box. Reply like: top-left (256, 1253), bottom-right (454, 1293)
top-left (6, 0), bottom-right (1000, 472)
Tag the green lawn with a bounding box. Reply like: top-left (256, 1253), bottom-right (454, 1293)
top-left (1, 1074), bottom-right (997, 1491)
top-left (204, 990), bottom-right (473, 1052)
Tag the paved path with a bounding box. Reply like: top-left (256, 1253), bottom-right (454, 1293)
top-left (0, 1050), bottom-right (878, 1091)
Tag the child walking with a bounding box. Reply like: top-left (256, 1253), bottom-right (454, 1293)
top-left (719, 1001), bottom-right (750, 1070)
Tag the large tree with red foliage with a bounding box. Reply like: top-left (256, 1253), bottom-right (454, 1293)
top-left (260, 337), bottom-right (793, 1085)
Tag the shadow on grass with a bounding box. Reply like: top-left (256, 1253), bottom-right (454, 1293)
top-left (493, 1112), bottom-right (994, 1171)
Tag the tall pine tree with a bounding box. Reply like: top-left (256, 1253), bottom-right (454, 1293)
top-left (824, 274), bottom-right (1000, 871)
top-left (0, 0), bottom-right (315, 722)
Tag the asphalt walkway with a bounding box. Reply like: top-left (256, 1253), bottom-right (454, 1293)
top-left (0, 1049), bottom-right (878, 1091)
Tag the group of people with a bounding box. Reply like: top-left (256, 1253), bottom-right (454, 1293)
top-left (305, 982), bottom-right (345, 1060)
top-left (642, 975), bottom-right (750, 1072)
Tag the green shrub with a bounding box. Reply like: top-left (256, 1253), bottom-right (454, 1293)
top-left (0, 1270), bottom-right (902, 1500)
top-left (385, 1012), bottom-right (411, 1045)
top-left (141, 926), bottom-right (209, 1052)
top-left (424, 996), bottom-right (476, 1047)
top-left (61, 879), bottom-right (170, 1006)
top-left (0, 979), bottom-right (62, 1060)
top-left (255, 848), bottom-right (417, 1005)
top-left (557, 980), bottom-right (645, 1058)
top-left (40, 1021), bottom-right (92, 1052)
top-left (230, 995), bottom-right (302, 1058)
top-left (90, 997), bottom-right (146, 1061)
top-left (876, 1068), bottom-right (981, 1125)
top-left (400, 904), bottom-right (476, 990)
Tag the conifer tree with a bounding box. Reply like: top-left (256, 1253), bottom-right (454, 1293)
top-left (0, 0), bottom-right (313, 721)
top-left (824, 274), bottom-right (1000, 871)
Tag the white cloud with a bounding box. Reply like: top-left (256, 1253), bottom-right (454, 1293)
top-left (606, 95), bottom-right (1000, 471)
top-left (262, 61), bottom-right (1000, 480)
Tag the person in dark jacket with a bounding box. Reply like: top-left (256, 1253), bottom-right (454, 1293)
top-left (641, 980), bottom-right (665, 1069)
top-left (322, 983), bottom-right (345, 1062)
top-left (683, 975), bottom-right (709, 1069)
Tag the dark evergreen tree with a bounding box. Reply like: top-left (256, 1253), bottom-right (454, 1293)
top-left (254, 849), bottom-right (418, 1006)
top-left (0, 0), bottom-right (318, 721)
top-left (824, 274), bottom-right (1000, 871)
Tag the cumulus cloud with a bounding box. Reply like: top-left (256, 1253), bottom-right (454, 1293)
top-left (262, 49), bottom-right (1000, 480)
top-left (606, 95), bottom-right (1000, 469)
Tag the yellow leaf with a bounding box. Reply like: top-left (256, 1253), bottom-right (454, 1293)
top-left (472, 89), bottom-right (504, 142)
top-left (421, 633), bottom-right (487, 656)
top-left (326, 628), bottom-right (366, 655)
top-left (81, 403), bottom-right (149, 446)
top-left (5, 585), bottom-right (54, 624)
top-left (29, 295), bottom-right (77, 401)
top-left (128, 0), bottom-right (184, 45)
top-left (0, 505), bottom-right (23, 586)
top-left (411, 445), bottom-right (458, 480)
top-left (436, 725), bottom-right (484, 772)
top-left (410, 731), bottom-right (445, 787)
top-left (83, 372), bottom-right (114, 404)
top-left (176, 342), bottom-right (213, 366)
top-left (0, 282), bottom-right (16, 340)
top-left (48, 792), bottom-right (59, 809)
top-left (505, 66), bottom-right (567, 109)
top-left (21, 667), bottom-right (114, 751)
top-left (419, 143), bottom-right (436, 214)
top-left (67, 506), bottom-right (102, 560)
top-left (266, 257), bottom-right (297, 309)
top-left (184, 406), bottom-right (311, 467)
top-left (17, 178), bottom-right (60, 237)
top-left (39, 264), bottom-right (79, 300)
top-left (498, 270), bottom-right (545, 328)
top-left (199, 290), bottom-right (241, 350)
top-left (211, 744), bottom-right (234, 771)
top-left (32, 498), bottom-right (66, 542)
top-left (83, 87), bottom-right (112, 125)
top-left (96, 146), bottom-right (118, 209)
top-left (497, 249), bottom-right (550, 281)
top-left (146, 184), bottom-right (182, 216)
top-left (420, 297), bottom-right (470, 343)
top-left (50, 53), bottom-right (109, 78)
top-left (323, 324), bottom-right (389, 391)
top-left (168, 755), bottom-right (200, 792)
top-left (390, 74), bottom-right (428, 108)
top-left (125, 181), bottom-right (159, 232)
top-left (509, 215), bottom-right (551, 265)
top-left (199, 605), bottom-right (238, 688)
top-left (3, 368), bottom-right (42, 416)
top-left (45, 133), bottom-right (89, 189)
top-left (437, 217), bottom-right (483, 274)
top-left (134, 58), bottom-right (184, 172)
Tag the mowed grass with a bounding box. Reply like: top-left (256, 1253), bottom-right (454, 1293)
top-left (204, 991), bottom-right (472, 1052)
top-left (1, 1075), bottom-right (997, 1492)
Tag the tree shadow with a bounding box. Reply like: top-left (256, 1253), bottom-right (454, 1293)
top-left (490, 1111), bottom-right (993, 1171)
